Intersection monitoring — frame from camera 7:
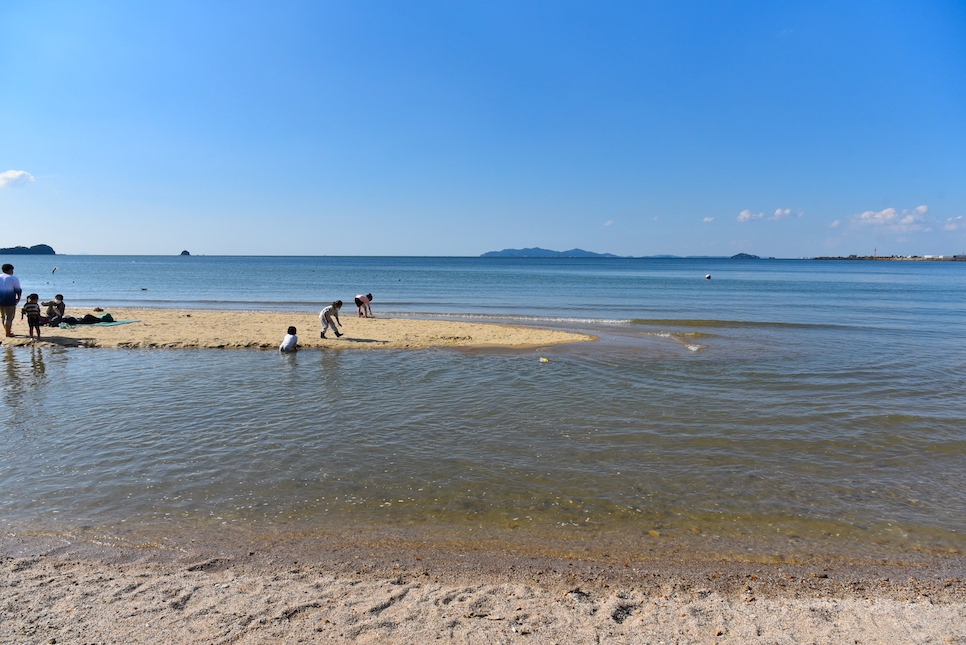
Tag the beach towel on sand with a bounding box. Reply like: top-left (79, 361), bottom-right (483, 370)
top-left (59, 319), bottom-right (138, 329)
top-left (91, 319), bottom-right (138, 326)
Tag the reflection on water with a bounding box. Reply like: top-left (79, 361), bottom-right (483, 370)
top-left (2, 346), bottom-right (48, 410)
top-left (1, 320), bottom-right (964, 561)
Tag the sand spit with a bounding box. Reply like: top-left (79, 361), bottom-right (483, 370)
top-left (0, 308), bottom-right (593, 350)
top-left (1, 532), bottom-right (964, 644)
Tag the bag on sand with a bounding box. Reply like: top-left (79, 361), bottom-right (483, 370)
top-left (99, 313), bottom-right (114, 323)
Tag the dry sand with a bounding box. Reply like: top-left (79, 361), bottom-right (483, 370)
top-left (2, 530), bottom-right (964, 645)
top-left (1, 308), bottom-right (593, 350)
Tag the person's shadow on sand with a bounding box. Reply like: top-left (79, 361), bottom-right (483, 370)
top-left (340, 337), bottom-right (389, 344)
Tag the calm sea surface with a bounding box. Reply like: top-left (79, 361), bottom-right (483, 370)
top-left (1, 256), bottom-right (964, 560)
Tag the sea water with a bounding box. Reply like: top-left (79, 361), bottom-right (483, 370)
top-left (1, 257), bottom-right (964, 560)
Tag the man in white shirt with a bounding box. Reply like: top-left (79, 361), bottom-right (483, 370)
top-left (0, 264), bottom-right (23, 337)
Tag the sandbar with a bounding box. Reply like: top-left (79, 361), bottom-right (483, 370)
top-left (0, 308), bottom-right (594, 350)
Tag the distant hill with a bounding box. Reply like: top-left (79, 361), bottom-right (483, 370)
top-left (479, 248), bottom-right (764, 259)
top-left (0, 244), bottom-right (56, 255)
top-left (481, 247), bottom-right (622, 258)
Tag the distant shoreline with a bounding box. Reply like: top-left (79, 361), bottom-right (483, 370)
top-left (813, 254), bottom-right (966, 261)
top-left (7, 251), bottom-right (965, 262)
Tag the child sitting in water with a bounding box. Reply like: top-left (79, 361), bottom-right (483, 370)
top-left (319, 300), bottom-right (343, 339)
top-left (20, 294), bottom-right (42, 340)
top-left (279, 326), bottom-right (298, 352)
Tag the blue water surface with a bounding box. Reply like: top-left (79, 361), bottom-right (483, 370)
top-left (1, 256), bottom-right (964, 559)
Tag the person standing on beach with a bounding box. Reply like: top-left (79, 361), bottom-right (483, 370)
top-left (319, 300), bottom-right (343, 339)
top-left (21, 294), bottom-right (42, 340)
top-left (0, 264), bottom-right (22, 338)
top-left (354, 293), bottom-right (373, 318)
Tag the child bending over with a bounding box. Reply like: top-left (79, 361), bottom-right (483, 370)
top-left (319, 300), bottom-right (343, 339)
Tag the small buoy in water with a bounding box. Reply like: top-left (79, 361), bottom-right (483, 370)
top-left (539, 357), bottom-right (550, 363)
top-left (705, 274), bottom-right (711, 280)
top-left (141, 287), bottom-right (147, 290)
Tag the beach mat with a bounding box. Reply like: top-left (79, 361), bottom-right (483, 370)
top-left (59, 320), bottom-right (140, 329)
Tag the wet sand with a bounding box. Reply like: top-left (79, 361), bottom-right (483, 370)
top-left (0, 308), bottom-right (593, 350)
top-left (2, 528), bottom-right (964, 644)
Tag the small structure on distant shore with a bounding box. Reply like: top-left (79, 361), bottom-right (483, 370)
top-left (814, 254), bottom-right (966, 261)
top-left (0, 244), bottom-right (56, 255)
top-left (180, 250), bottom-right (191, 256)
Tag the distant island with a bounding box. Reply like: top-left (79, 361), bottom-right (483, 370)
top-left (180, 250), bottom-right (191, 256)
top-left (0, 244), bottom-right (56, 255)
top-left (481, 247), bottom-right (762, 260)
top-left (481, 247), bottom-right (621, 258)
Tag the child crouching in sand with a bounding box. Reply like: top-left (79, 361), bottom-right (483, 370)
top-left (319, 301), bottom-right (343, 339)
top-left (21, 294), bottom-right (42, 340)
top-left (279, 326), bottom-right (298, 352)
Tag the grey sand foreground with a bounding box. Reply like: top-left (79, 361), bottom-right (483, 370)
top-left (2, 531), bottom-right (964, 644)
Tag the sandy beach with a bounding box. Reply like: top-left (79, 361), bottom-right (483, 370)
top-left (2, 528), bottom-right (964, 644)
top-left (0, 308), bottom-right (593, 350)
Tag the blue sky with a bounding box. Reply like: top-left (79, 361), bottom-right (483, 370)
top-left (1, 1), bottom-right (964, 256)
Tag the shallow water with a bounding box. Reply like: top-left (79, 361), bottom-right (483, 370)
top-left (1, 257), bottom-right (965, 559)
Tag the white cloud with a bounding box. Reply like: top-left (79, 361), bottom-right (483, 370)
top-left (857, 207), bottom-right (898, 224)
top-left (0, 170), bottom-right (35, 188)
top-left (853, 205), bottom-right (931, 233)
top-left (830, 220), bottom-right (840, 228)
top-left (772, 208), bottom-right (792, 220)
top-left (737, 209), bottom-right (764, 222)
top-left (702, 217), bottom-right (714, 222)
top-left (603, 220), bottom-right (613, 227)
top-left (651, 216), bottom-right (659, 221)
top-left (945, 216), bottom-right (965, 231)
